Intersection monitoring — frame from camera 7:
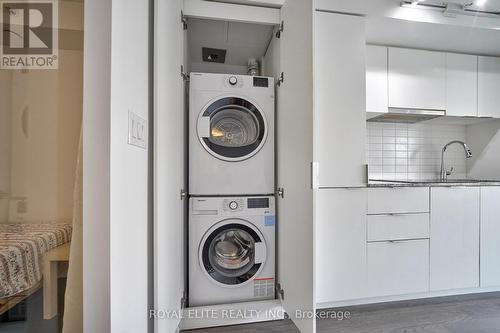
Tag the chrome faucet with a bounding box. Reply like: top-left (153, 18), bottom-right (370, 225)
top-left (440, 141), bottom-right (472, 181)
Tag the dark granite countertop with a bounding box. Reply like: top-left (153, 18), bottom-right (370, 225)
top-left (367, 179), bottom-right (500, 188)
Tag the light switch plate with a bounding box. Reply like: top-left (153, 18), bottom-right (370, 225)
top-left (128, 110), bottom-right (147, 149)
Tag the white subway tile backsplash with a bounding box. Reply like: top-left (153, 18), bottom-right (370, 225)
top-left (383, 137), bottom-right (396, 144)
top-left (367, 122), bottom-right (467, 181)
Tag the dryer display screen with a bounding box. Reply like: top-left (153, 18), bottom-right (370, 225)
top-left (253, 77), bottom-right (269, 88)
top-left (248, 198), bottom-right (269, 209)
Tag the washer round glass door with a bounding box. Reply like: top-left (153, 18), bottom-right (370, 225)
top-left (199, 219), bottom-right (267, 287)
top-left (197, 97), bottom-right (268, 162)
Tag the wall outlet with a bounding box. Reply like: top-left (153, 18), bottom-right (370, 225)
top-left (128, 111), bottom-right (147, 149)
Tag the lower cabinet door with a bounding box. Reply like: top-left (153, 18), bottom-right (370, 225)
top-left (367, 239), bottom-right (430, 297)
top-left (480, 187), bottom-right (500, 287)
top-left (316, 188), bottom-right (367, 303)
top-left (430, 187), bottom-right (480, 291)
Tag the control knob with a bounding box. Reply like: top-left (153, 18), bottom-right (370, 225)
top-left (229, 201), bottom-right (238, 210)
top-left (228, 76), bottom-right (238, 86)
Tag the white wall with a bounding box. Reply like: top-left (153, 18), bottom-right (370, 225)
top-left (467, 120), bottom-right (500, 179)
top-left (84, 0), bottom-right (151, 331)
top-left (8, 50), bottom-right (82, 223)
top-left (0, 71), bottom-right (12, 222)
top-left (109, 0), bottom-right (150, 332)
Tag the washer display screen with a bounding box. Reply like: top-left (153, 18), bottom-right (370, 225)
top-left (247, 198), bottom-right (270, 209)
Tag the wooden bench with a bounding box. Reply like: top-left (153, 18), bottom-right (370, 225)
top-left (43, 242), bottom-right (70, 320)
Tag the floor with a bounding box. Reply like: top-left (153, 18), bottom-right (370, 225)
top-left (0, 279), bottom-right (66, 333)
top-left (183, 292), bottom-right (500, 333)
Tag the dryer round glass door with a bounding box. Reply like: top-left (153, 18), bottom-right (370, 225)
top-left (199, 219), bottom-right (267, 287)
top-left (197, 97), bottom-right (268, 162)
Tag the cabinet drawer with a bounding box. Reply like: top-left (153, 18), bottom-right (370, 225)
top-left (367, 187), bottom-right (429, 214)
top-left (367, 213), bottom-right (429, 242)
top-left (368, 239), bottom-right (430, 297)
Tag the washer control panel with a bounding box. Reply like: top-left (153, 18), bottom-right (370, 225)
top-left (222, 75), bottom-right (244, 88)
top-left (192, 197), bottom-right (275, 216)
top-left (223, 198), bottom-right (244, 212)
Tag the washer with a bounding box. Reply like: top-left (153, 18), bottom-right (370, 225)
top-left (189, 196), bottom-right (275, 307)
top-left (189, 72), bottom-right (274, 196)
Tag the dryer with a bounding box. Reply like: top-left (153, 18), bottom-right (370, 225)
top-left (189, 196), bottom-right (275, 307)
top-left (189, 72), bottom-right (274, 196)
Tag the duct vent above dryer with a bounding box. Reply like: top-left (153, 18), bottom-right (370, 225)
top-left (202, 47), bottom-right (227, 63)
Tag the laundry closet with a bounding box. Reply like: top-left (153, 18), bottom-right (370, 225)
top-left (155, 1), bottom-right (315, 333)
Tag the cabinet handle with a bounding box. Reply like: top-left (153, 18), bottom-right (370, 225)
top-left (387, 240), bottom-right (407, 244)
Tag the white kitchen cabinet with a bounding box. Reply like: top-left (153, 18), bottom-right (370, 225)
top-left (316, 189), bottom-right (367, 303)
top-left (446, 53), bottom-right (478, 117)
top-left (314, 11), bottom-right (366, 187)
top-left (277, 2), bottom-right (315, 332)
top-left (478, 56), bottom-right (500, 118)
top-left (367, 239), bottom-right (429, 297)
top-left (430, 187), bottom-right (480, 291)
top-left (367, 187), bottom-right (429, 214)
top-left (480, 187), bottom-right (500, 287)
top-left (367, 213), bottom-right (429, 242)
top-left (155, 1), bottom-right (185, 332)
top-left (366, 45), bottom-right (388, 114)
top-left (388, 48), bottom-right (446, 111)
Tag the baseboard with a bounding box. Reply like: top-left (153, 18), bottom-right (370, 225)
top-left (316, 286), bottom-right (500, 309)
top-left (179, 299), bottom-right (284, 331)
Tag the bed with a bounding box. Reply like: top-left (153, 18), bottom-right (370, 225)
top-left (0, 223), bottom-right (72, 305)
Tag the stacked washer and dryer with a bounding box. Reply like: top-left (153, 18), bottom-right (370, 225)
top-left (188, 72), bottom-right (276, 307)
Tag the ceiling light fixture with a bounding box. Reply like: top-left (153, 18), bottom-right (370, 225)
top-left (401, 0), bottom-right (499, 16)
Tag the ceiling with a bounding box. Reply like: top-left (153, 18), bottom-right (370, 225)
top-left (191, 0), bottom-right (500, 58)
top-left (187, 18), bottom-right (274, 67)
top-left (435, 0), bottom-right (500, 11)
top-left (367, 14), bottom-right (500, 56)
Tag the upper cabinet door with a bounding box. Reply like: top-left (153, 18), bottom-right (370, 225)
top-left (277, 1), bottom-right (315, 332)
top-left (314, 11), bottom-right (366, 187)
top-left (446, 53), bottom-right (478, 117)
top-left (366, 45), bottom-right (388, 114)
top-left (388, 48), bottom-right (446, 110)
top-left (478, 56), bottom-right (500, 118)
